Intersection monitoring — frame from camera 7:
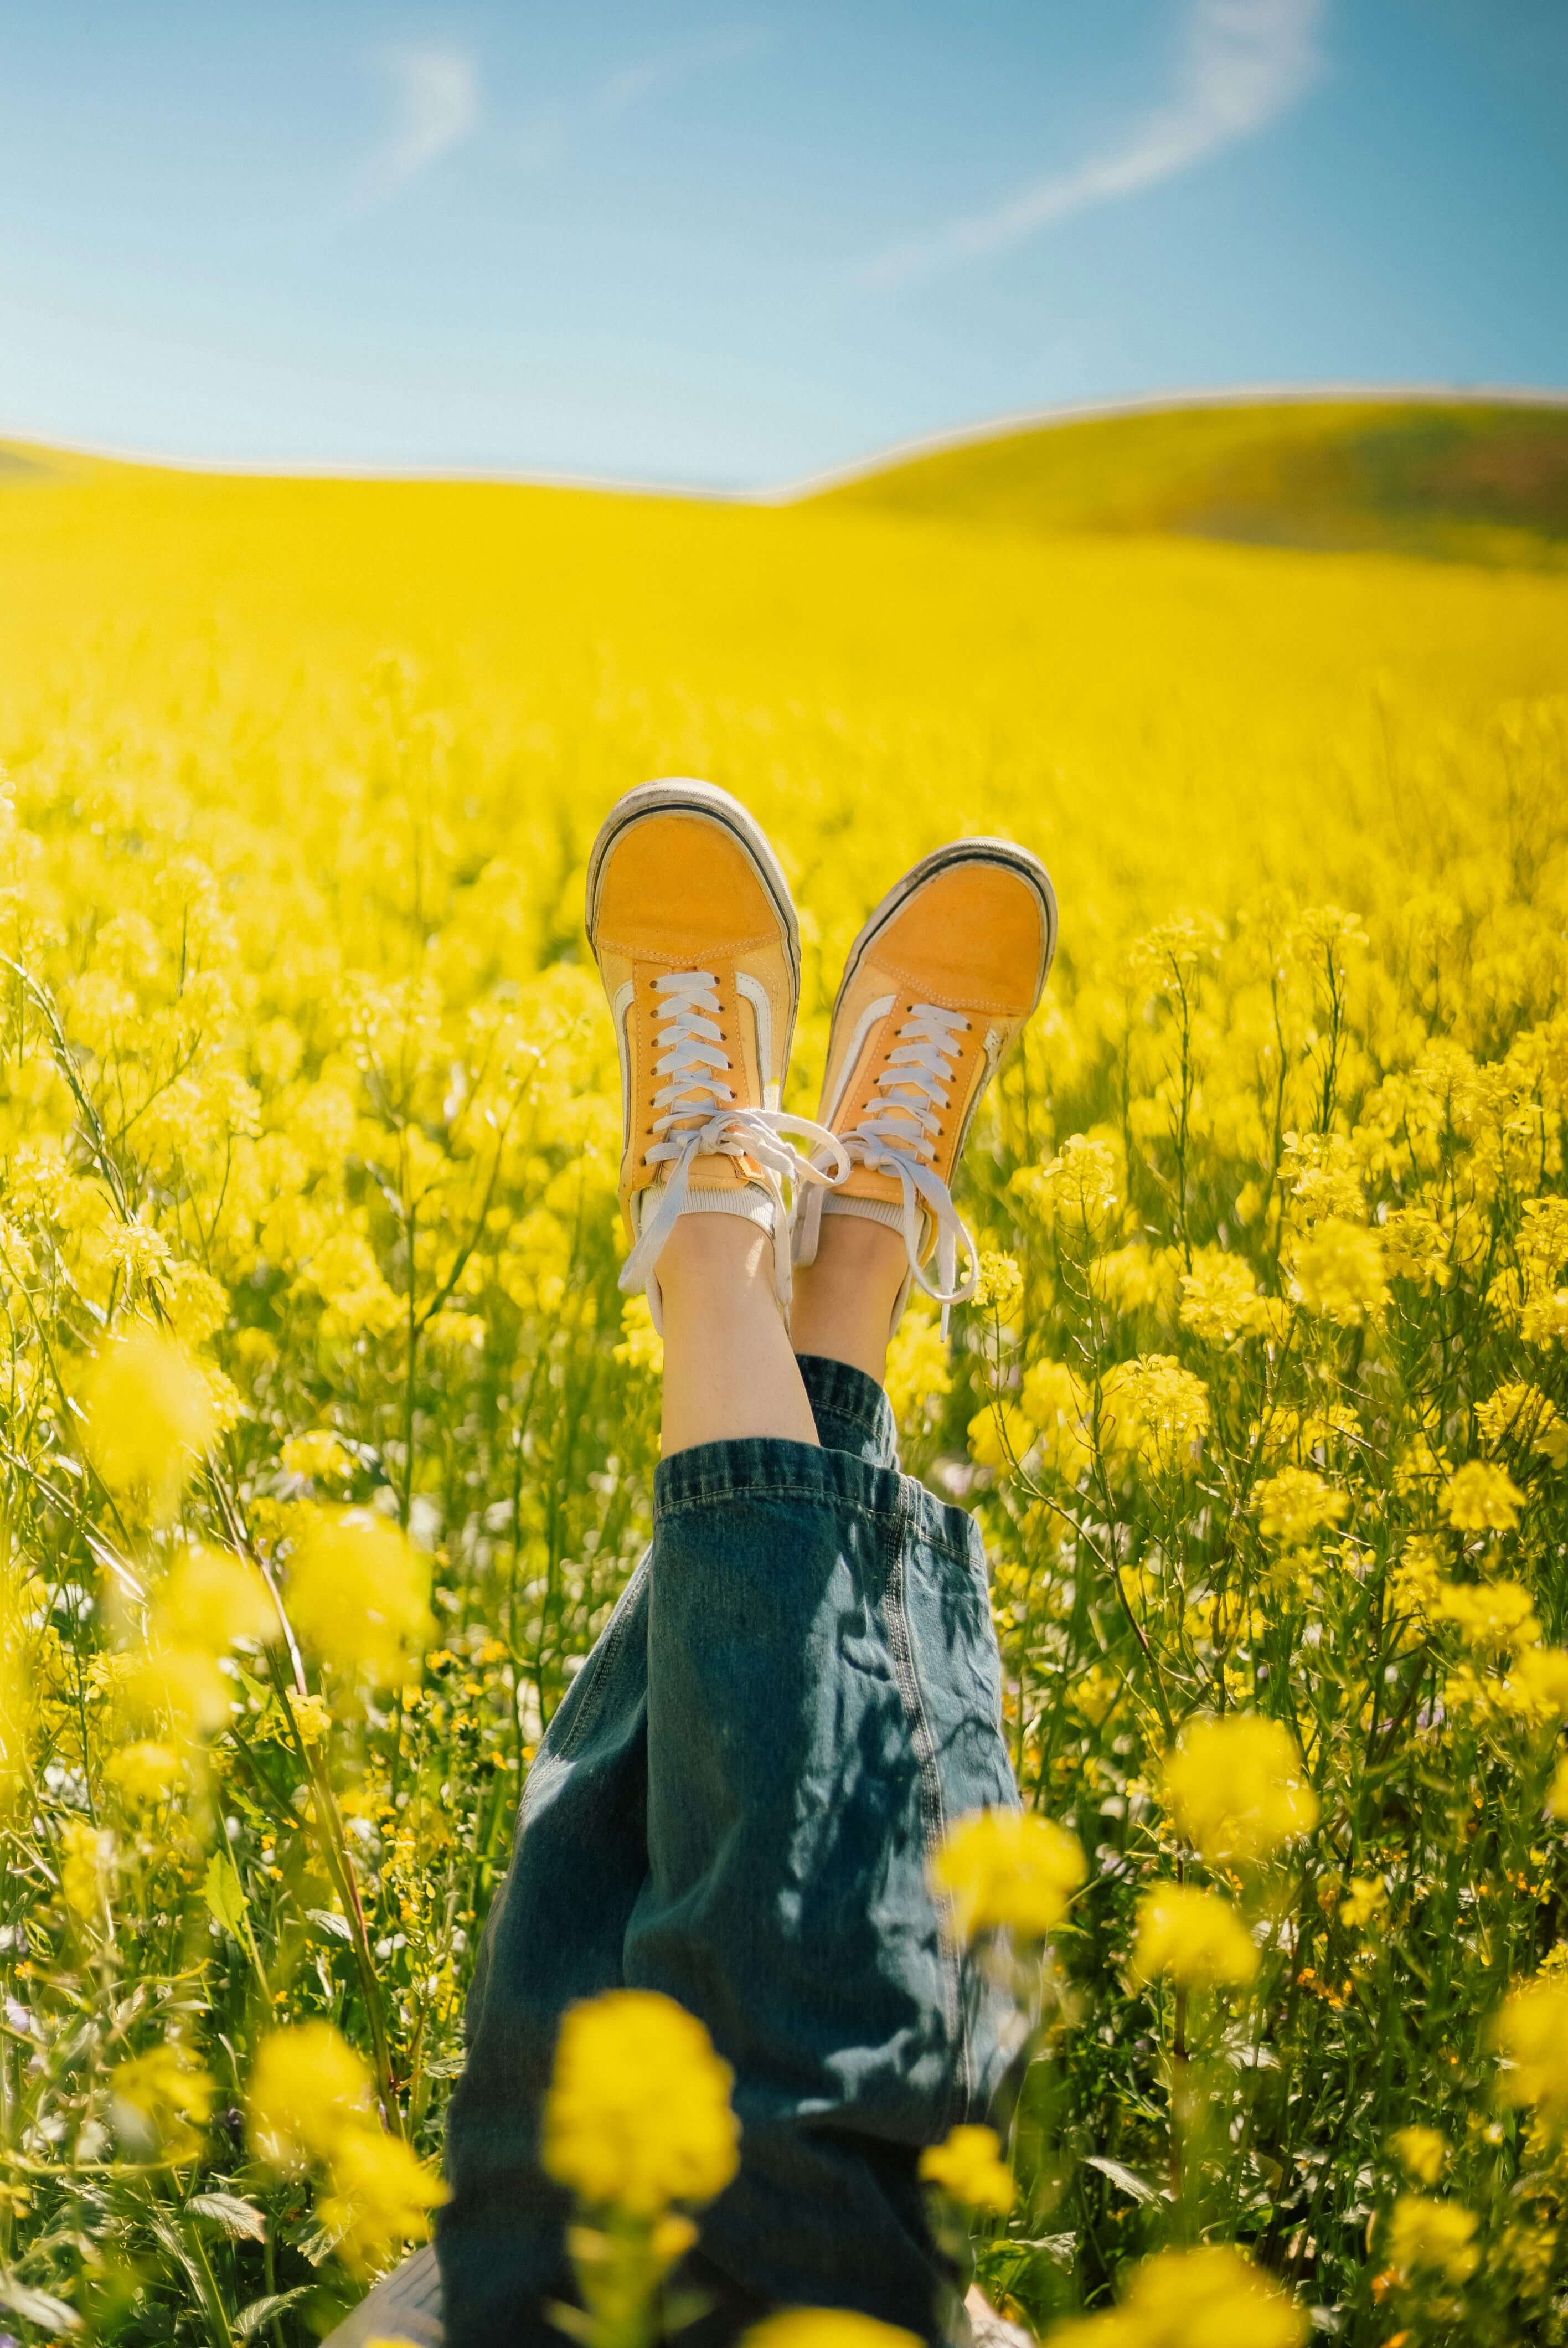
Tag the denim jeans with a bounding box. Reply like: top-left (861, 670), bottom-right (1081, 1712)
top-left (420, 1355), bottom-right (1020, 2347)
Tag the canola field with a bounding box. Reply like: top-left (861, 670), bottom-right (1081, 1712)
top-left (1, 439), bottom-right (1566, 2346)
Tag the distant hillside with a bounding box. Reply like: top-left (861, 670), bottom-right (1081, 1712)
top-left (807, 395), bottom-right (1568, 565)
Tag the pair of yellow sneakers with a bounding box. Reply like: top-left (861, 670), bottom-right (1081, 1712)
top-left (586, 779), bottom-right (1058, 1333)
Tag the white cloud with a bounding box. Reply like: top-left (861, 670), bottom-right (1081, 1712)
top-left (360, 45), bottom-right (480, 205)
top-left (514, 27), bottom-right (771, 174)
top-left (862, 0), bottom-right (1324, 288)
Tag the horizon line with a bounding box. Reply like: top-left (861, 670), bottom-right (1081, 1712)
top-left (6, 379), bottom-right (1568, 505)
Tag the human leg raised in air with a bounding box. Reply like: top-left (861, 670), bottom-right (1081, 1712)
top-left (332, 781), bottom-right (1055, 2347)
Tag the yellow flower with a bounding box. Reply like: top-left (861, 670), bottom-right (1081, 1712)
top-left (1380, 1205), bottom-right (1450, 1289)
top-left (1390, 2125), bottom-right (1446, 2186)
top-left (58, 1816), bottom-right (112, 1923)
top-left (1288, 1218), bottom-right (1386, 1326)
top-left (1028, 1134), bottom-right (1120, 1240)
top-left (1549, 1754), bottom-right (1568, 1821)
top-left (1085, 1243), bottom-right (1167, 1316)
top-left (153, 1543), bottom-right (275, 1655)
top-left (105, 1741), bottom-right (186, 1806)
top-left (247, 2021), bottom-right (375, 2173)
top-left (884, 1299), bottom-right (952, 1425)
top-left (1132, 1883), bottom-right (1258, 1989)
top-left (1506, 1645), bottom-right (1568, 1722)
top-left (543, 1990), bottom-right (739, 2218)
top-left (247, 2021), bottom-right (443, 2273)
top-left (1385, 2195), bottom-right (1479, 2284)
top-left (81, 1327), bottom-right (218, 1515)
top-left (918, 2124), bottom-right (1014, 2213)
top-left (286, 1507), bottom-right (432, 1683)
top-left (111, 2043), bottom-right (215, 2162)
top-left (973, 1251), bottom-right (1024, 1317)
top-left (0, 1650), bottom-right (34, 1812)
top-left (1178, 1249), bottom-right (1263, 1343)
top-left (1161, 1715), bottom-right (1318, 1866)
top-left (744, 2316), bottom-right (920, 2348)
top-left (966, 1401), bottom-right (1034, 1473)
top-left (929, 1808), bottom-right (1086, 1943)
top-left (1339, 1876), bottom-right (1386, 1930)
top-left (122, 1641), bottom-right (231, 1738)
top-left (1100, 1353), bottom-right (1210, 1476)
top-left (1476, 1381), bottom-right (1567, 1466)
top-left (1492, 1973), bottom-right (1568, 2119)
top-left (316, 2122), bottom-right (448, 2278)
top-left (1388, 1535), bottom-right (1446, 1619)
top-left (1442, 1459), bottom-right (1525, 1534)
top-left (612, 1293), bottom-right (664, 1377)
top-left (282, 1428), bottom-right (357, 1485)
top-left (1018, 1357), bottom-right (1091, 1480)
top-left (1049, 2243), bottom-right (1306, 2346)
top-left (1255, 1467), bottom-right (1347, 1546)
top-left (1430, 1579), bottom-right (1539, 1650)
top-left (290, 1690), bottom-right (333, 1746)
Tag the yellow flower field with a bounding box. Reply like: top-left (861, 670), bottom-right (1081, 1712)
top-left (1, 438), bottom-right (1566, 2343)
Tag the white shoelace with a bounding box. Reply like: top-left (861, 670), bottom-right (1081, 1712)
top-left (620, 970), bottom-right (848, 1311)
top-left (838, 1001), bottom-right (981, 1331)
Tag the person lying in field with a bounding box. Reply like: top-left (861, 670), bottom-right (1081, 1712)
top-left (329, 778), bottom-right (1058, 2348)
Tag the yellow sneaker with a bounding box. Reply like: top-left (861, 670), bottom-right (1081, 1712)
top-left (586, 778), bottom-right (845, 1322)
top-left (796, 839), bottom-right (1058, 1329)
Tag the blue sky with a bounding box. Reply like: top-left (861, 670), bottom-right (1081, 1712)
top-left (1, 1), bottom-right (1564, 486)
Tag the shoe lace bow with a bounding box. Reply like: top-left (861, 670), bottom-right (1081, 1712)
top-left (621, 969), bottom-right (847, 1309)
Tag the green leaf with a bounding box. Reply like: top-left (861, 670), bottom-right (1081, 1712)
top-left (0, 2276), bottom-right (81, 2332)
top-left (186, 2192), bottom-right (268, 2242)
top-left (306, 1906), bottom-right (354, 1943)
top-left (235, 2289), bottom-right (311, 2338)
top-left (1082, 2153), bottom-right (1165, 2206)
top-left (203, 1846), bottom-right (250, 1940)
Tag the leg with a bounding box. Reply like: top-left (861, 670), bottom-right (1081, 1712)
top-left (627, 1251), bottom-right (1018, 2342)
top-left (790, 1214), bottom-right (909, 1388)
top-left (658, 1216), bottom-right (819, 1455)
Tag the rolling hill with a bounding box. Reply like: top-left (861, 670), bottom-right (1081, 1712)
top-left (805, 393), bottom-right (1568, 565)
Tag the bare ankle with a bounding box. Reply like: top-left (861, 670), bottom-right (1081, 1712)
top-left (791, 1211), bottom-right (907, 1384)
top-left (656, 1209), bottom-right (772, 1297)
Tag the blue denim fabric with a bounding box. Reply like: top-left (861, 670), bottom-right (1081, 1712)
top-left (439, 1356), bottom-right (1019, 2347)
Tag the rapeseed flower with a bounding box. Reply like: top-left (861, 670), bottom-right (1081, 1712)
top-left (1288, 1218), bottom-right (1386, 1326)
top-left (1492, 1973), bottom-right (1568, 2120)
top-left (1384, 2195), bottom-right (1480, 2284)
top-left (918, 2124), bottom-right (1014, 2212)
top-left (744, 2316), bottom-right (920, 2348)
top-left (1390, 2126), bottom-right (1446, 2185)
top-left (1049, 2244), bottom-right (1306, 2345)
top-left (81, 1327), bottom-right (216, 1515)
top-left (247, 2020), bottom-right (376, 2172)
top-left (542, 1989), bottom-right (739, 2218)
top-left (111, 2043), bottom-right (215, 2162)
top-left (1162, 1716), bottom-right (1318, 1867)
top-left (1255, 1466), bottom-right (1347, 1546)
top-left (286, 1507), bottom-right (432, 1683)
top-left (1442, 1459), bottom-right (1525, 1533)
top-left (1132, 1883), bottom-right (1258, 1989)
top-left (930, 1808), bottom-right (1085, 1942)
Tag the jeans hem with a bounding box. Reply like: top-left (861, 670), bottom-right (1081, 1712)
top-left (653, 1436), bottom-right (984, 1573)
top-left (794, 1353), bottom-right (900, 1467)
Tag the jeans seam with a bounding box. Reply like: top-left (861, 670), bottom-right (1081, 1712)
top-left (880, 1479), bottom-right (972, 2131)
